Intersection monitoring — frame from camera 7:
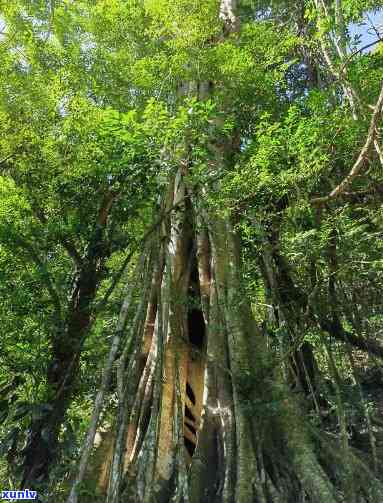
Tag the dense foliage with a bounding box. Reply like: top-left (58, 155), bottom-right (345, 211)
top-left (1, 1), bottom-right (383, 502)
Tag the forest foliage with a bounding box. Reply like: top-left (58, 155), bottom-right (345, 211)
top-left (1, 0), bottom-right (383, 502)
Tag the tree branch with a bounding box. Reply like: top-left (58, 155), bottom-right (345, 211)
top-left (311, 80), bottom-right (383, 205)
top-left (60, 236), bottom-right (83, 266)
top-left (339, 38), bottom-right (383, 74)
top-left (0, 152), bottom-right (16, 167)
top-left (320, 318), bottom-right (383, 359)
top-left (29, 204), bottom-right (83, 266)
top-left (15, 236), bottom-right (62, 326)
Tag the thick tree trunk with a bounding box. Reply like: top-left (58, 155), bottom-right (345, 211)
top-left (85, 175), bottom-right (383, 503)
top-left (79, 2), bottom-right (383, 501)
top-left (93, 137), bottom-right (381, 503)
top-left (98, 174), bottom-right (368, 502)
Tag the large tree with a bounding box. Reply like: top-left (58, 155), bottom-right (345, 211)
top-left (68, 1), bottom-right (383, 502)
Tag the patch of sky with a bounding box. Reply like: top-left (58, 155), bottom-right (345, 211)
top-left (0, 16), bottom-right (6, 41)
top-left (348, 8), bottom-right (383, 53)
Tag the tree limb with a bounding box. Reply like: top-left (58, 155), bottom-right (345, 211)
top-left (339, 38), bottom-right (383, 74)
top-left (29, 204), bottom-right (83, 266)
top-left (320, 318), bottom-right (383, 359)
top-left (14, 236), bottom-right (62, 326)
top-left (311, 80), bottom-right (383, 205)
top-left (59, 236), bottom-right (83, 266)
top-left (0, 153), bottom-right (15, 166)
